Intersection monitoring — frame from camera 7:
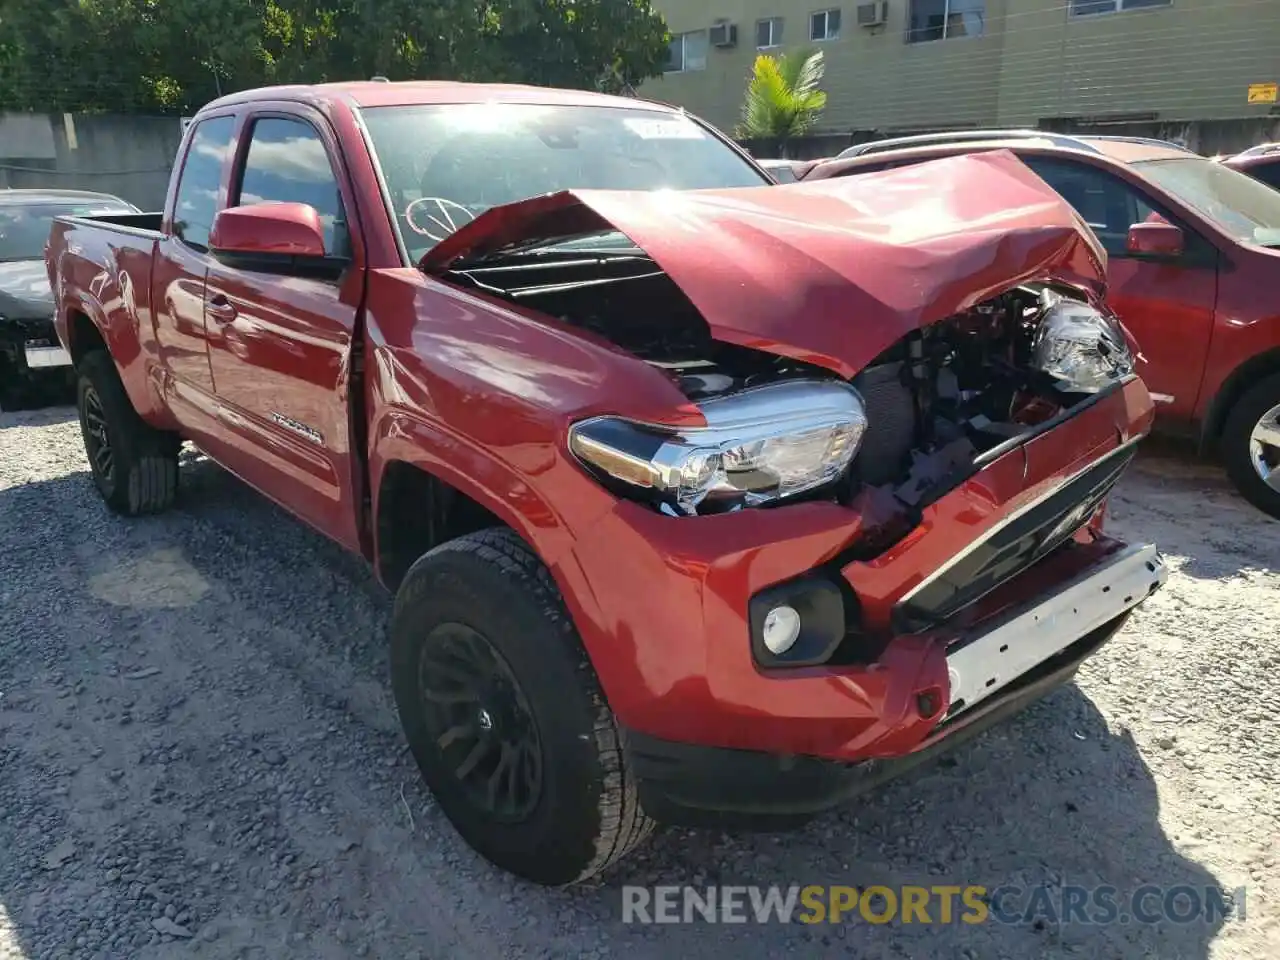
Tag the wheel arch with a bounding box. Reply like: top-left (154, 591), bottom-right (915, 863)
top-left (1200, 347), bottom-right (1280, 454)
top-left (66, 307), bottom-right (107, 368)
top-left (375, 459), bottom-right (513, 591)
top-left (60, 289), bottom-right (169, 425)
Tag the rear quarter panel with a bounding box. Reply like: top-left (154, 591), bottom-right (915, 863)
top-left (48, 218), bottom-right (174, 428)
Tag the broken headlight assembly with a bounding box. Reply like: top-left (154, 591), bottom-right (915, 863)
top-left (1031, 293), bottom-right (1134, 394)
top-left (568, 379), bottom-right (868, 515)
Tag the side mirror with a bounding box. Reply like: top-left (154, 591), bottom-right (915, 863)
top-left (209, 202), bottom-right (345, 278)
top-left (1126, 221), bottom-right (1184, 258)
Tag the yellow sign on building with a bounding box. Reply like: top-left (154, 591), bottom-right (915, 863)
top-left (1248, 83), bottom-right (1278, 104)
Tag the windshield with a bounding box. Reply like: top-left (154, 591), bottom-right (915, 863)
top-left (0, 201), bottom-right (133, 262)
top-left (1132, 157), bottom-right (1280, 247)
top-left (359, 103), bottom-right (769, 262)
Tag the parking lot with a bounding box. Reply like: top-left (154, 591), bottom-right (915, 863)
top-left (1, 404), bottom-right (1277, 960)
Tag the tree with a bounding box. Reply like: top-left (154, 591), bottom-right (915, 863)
top-left (0, 0), bottom-right (671, 114)
top-left (735, 49), bottom-right (827, 158)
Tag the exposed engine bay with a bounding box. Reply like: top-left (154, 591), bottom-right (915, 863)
top-left (446, 246), bottom-right (1130, 520)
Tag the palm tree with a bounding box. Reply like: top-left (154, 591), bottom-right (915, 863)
top-left (735, 49), bottom-right (828, 158)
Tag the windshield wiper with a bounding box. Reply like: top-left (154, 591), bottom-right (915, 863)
top-left (454, 243), bottom-right (645, 269)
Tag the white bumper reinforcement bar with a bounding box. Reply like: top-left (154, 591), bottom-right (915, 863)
top-left (945, 543), bottom-right (1167, 719)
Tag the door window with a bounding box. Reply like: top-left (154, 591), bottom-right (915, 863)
top-left (172, 116), bottom-right (236, 251)
top-left (235, 117), bottom-right (349, 257)
top-left (1019, 156), bottom-right (1169, 257)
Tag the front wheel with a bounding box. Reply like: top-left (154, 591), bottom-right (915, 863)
top-left (76, 351), bottom-right (179, 515)
top-left (1221, 372), bottom-right (1280, 520)
top-left (389, 528), bottom-right (653, 885)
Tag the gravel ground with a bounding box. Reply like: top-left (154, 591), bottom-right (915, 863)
top-left (0, 405), bottom-right (1277, 960)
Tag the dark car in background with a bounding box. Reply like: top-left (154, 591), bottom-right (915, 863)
top-left (804, 131), bottom-right (1280, 520)
top-left (1, 188), bottom-right (139, 409)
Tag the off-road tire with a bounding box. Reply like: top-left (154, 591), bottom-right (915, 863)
top-left (76, 350), bottom-right (179, 515)
top-left (1221, 372), bottom-right (1280, 520)
top-left (390, 528), bottom-right (654, 885)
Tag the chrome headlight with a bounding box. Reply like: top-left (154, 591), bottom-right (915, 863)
top-left (568, 379), bottom-right (868, 515)
top-left (1031, 295), bottom-right (1134, 394)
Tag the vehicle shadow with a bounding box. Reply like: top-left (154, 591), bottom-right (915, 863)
top-left (584, 684), bottom-right (1232, 958)
top-left (0, 375), bottom-right (76, 417)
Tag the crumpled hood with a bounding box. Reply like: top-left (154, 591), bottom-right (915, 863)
top-left (421, 149), bottom-right (1108, 377)
top-left (0, 258), bottom-right (54, 320)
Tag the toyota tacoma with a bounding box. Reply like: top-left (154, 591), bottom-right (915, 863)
top-left (46, 82), bottom-right (1166, 886)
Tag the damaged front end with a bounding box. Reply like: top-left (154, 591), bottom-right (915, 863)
top-left (422, 150), bottom-right (1134, 540)
top-left (560, 283), bottom-right (1134, 523)
top-left (404, 148), bottom-right (1165, 776)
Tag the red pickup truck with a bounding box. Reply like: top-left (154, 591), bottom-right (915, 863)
top-left (47, 82), bottom-right (1166, 886)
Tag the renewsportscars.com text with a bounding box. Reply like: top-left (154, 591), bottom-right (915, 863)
top-left (621, 884), bottom-right (1246, 926)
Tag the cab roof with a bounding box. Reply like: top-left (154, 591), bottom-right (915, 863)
top-left (203, 80), bottom-right (676, 114)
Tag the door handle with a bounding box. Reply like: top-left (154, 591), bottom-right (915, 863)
top-left (206, 295), bottom-right (238, 323)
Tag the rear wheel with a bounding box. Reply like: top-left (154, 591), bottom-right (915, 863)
top-left (390, 528), bottom-right (654, 885)
top-left (1221, 372), bottom-right (1280, 520)
top-left (76, 351), bottom-right (179, 515)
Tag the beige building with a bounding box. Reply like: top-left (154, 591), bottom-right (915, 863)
top-left (643, 0), bottom-right (1280, 149)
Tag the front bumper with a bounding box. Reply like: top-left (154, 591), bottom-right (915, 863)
top-left (0, 317), bottom-right (72, 373)
top-left (558, 377), bottom-right (1158, 768)
top-left (626, 543), bottom-right (1166, 825)
top-left (626, 620), bottom-right (1135, 826)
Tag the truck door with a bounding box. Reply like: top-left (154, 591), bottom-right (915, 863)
top-left (151, 114), bottom-right (237, 431)
top-left (1019, 155), bottom-right (1219, 428)
top-left (201, 108), bottom-right (365, 551)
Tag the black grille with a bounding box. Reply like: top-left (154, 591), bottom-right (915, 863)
top-left (892, 442), bottom-right (1138, 633)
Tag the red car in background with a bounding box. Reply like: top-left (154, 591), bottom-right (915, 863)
top-left (1222, 143), bottom-right (1280, 190)
top-left (806, 131), bottom-right (1280, 520)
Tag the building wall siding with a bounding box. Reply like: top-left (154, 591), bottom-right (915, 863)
top-left (997, 0), bottom-right (1280, 125)
top-left (646, 1), bottom-right (1280, 137)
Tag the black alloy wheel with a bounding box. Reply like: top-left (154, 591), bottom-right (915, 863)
top-left (389, 528), bottom-right (654, 885)
top-left (416, 622), bottom-right (543, 822)
top-left (81, 382), bottom-right (115, 485)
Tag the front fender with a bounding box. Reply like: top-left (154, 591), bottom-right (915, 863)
top-left (367, 405), bottom-right (604, 571)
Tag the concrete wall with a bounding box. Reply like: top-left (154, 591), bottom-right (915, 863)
top-left (647, 1), bottom-right (1280, 141)
top-left (0, 113), bottom-right (183, 210)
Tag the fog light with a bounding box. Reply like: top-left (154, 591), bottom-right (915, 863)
top-left (748, 575), bottom-right (848, 667)
top-left (762, 605), bottom-right (802, 655)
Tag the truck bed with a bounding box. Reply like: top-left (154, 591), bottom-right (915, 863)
top-left (46, 211), bottom-right (166, 398)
